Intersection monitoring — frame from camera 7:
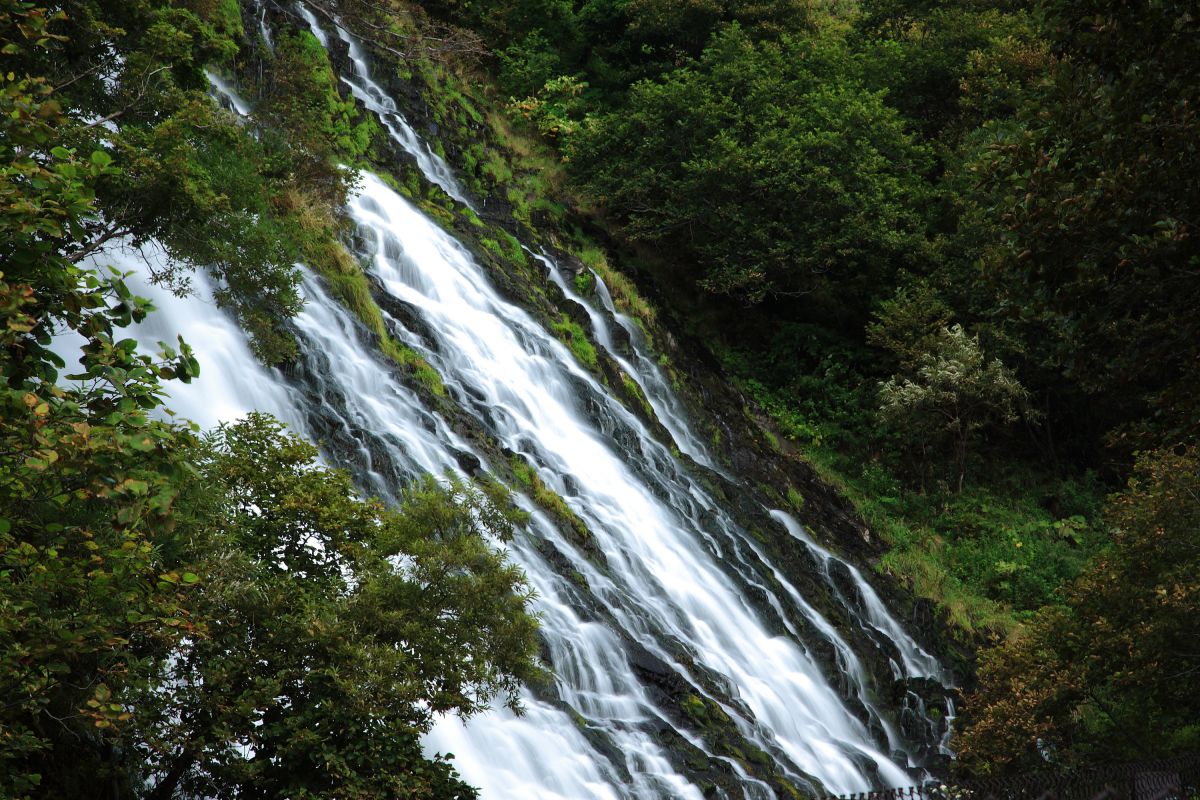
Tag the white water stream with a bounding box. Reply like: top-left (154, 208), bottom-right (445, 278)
top-left (294, 3), bottom-right (475, 209)
top-left (68, 6), bottom-right (958, 796)
top-left (347, 171), bottom-right (923, 794)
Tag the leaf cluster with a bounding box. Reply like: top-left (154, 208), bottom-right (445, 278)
top-left (1, 5), bottom-right (541, 797)
top-left (956, 447), bottom-right (1200, 771)
top-left (571, 25), bottom-right (933, 314)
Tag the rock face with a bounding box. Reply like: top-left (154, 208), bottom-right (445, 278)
top-left (240, 3), bottom-right (960, 794)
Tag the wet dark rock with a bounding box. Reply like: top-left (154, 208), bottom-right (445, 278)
top-left (245, 3), bottom-right (963, 789)
top-left (453, 448), bottom-right (481, 475)
top-left (373, 280), bottom-right (441, 353)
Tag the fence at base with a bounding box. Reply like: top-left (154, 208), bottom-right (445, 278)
top-left (828, 755), bottom-right (1200, 800)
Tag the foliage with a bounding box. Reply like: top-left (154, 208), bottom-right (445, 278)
top-left (1, 5), bottom-right (539, 797)
top-left (956, 448), bottom-right (1200, 771)
top-left (133, 415), bottom-right (541, 799)
top-left (856, 2), bottom-right (1041, 141)
top-left (509, 74), bottom-right (589, 141)
top-left (0, 0), bottom-right (387, 364)
top-left (1, 29), bottom-right (202, 791)
top-left (496, 28), bottom-right (564, 98)
top-left (571, 25), bottom-right (932, 314)
top-left (831, 458), bottom-right (1096, 637)
top-left (866, 280), bottom-right (954, 372)
top-left (0, 273), bottom-right (200, 798)
top-left (260, 28), bottom-right (372, 200)
top-left (956, 0), bottom-right (1200, 452)
top-left (878, 324), bottom-right (1028, 490)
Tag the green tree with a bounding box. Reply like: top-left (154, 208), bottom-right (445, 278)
top-left (135, 415), bottom-right (541, 800)
top-left (956, 447), bottom-right (1200, 771)
top-left (957, 0), bottom-right (1200, 452)
top-left (878, 324), bottom-right (1027, 490)
top-left (1, 14), bottom-right (203, 790)
top-left (855, 1), bottom-right (1039, 141)
top-left (0, 0), bottom-right (382, 362)
top-left (866, 279), bottom-right (954, 372)
top-left (2, 6), bottom-right (540, 796)
top-left (572, 25), bottom-right (932, 319)
top-left (260, 28), bottom-right (373, 201)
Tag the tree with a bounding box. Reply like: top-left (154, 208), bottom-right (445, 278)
top-left (571, 25), bottom-right (932, 320)
top-left (956, 0), bottom-right (1200, 452)
top-left (878, 324), bottom-right (1027, 490)
top-left (2, 6), bottom-right (541, 796)
top-left (956, 447), bottom-right (1200, 771)
top-left (866, 279), bottom-right (954, 373)
top-left (1, 12), bottom-right (203, 790)
top-left (133, 415), bottom-right (541, 800)
top-left (0, 0), bottom-right (388, 363)
top-left (854, 1), bottom-right (1041, 142)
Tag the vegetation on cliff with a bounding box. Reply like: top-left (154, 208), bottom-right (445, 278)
top-left (3, 0), bottom-right (1198, 788)
top-left (0, 2), bottom-right (539, 796)
top-left (414, 0), bottom-right (1200, 770)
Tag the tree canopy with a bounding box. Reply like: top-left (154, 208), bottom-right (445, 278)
top-left (571, 25), bottom-right (932, 317)
top-left (1, 3), bottom-right (540, 797)
top-left (956, 447), bottom-right (1200, 770)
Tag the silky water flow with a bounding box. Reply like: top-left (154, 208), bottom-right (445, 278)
top-left (81, 7), bottom-right (959, 796)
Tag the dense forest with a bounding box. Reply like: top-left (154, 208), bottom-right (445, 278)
top-left (431, 0), bottom-right (1199, 769)
top-left (2, 0), bottom-right (1198, 797)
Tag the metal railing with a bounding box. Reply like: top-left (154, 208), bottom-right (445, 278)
top-left (828, 755), bottom-right (1200, 800)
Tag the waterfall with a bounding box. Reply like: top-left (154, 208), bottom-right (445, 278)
top-left (541, 254), bottom-right (719, 469)
top-left (294, 3), bottom-right (475, 209)
top-left (72, 4), bottom-right (960, 795)
top-left (346, 171), bottom-right (929, 793)
top-left (770, 512), bottom-right (946, 684)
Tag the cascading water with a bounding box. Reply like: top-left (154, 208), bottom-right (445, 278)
top-left (540, 254), bottom-right (719, 469)
top-left (83, 4), bottom-right (960, 796)
top-left (347, 171), bottom-right (934, 793)
top-left (770, 512), bottom-right (945, 684)
top-left (294, 3), bottom-right (475, 209)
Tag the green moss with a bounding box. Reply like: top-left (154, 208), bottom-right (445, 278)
top-left (775, 777), bottom-right (806, 800)
top-left (501, 232), bottom-right (527, 266)
top-left (681, 694), bottom-right (708, 721)
top-left (282, 190), bottom-right (446, 396)
top-left (786, 486), bottom-right (805, 511)
top-left (381, 338), bottom-right (446, 396)
top-left (621, 373), bottom-right (655, 419)
top-left (508, 455), bottom-right (594, 549)
top-left (462, 207), bottom-right (486, 228)
top-left (577, 244), bottom-right (657, 334)
top-left (482, 149), bottom-right (513, 185)
top-left (213, 0), bottom-right (243, 39)
top-left (480, 238), bottom-right (503, 258)
top-left (550, 315), bottom-right (598, 370)
top-left (418, 197), bottom-right (456, 229)
top-left (510, 456), bottom-right (536, 488)
top-left (567, 706), bottom-right (588, 728)
top-left (574, 269), bottom-right (594, 295)
top-left (479, 231), bottom-right (528, 270)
